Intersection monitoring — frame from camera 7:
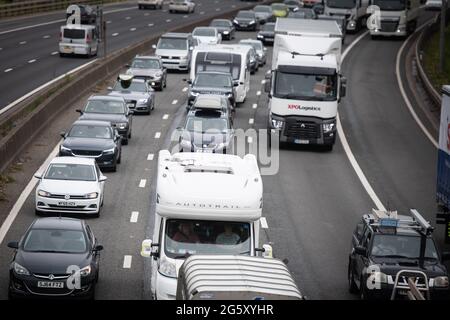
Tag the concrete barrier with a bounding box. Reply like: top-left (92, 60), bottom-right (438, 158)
top-left (0, 0), bottom-right (275, 173)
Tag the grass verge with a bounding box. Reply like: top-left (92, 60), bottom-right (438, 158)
top-left (423, 25), bottom-right (450, 92)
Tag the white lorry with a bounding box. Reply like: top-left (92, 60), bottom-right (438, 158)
top-left (140, 150), bottom-right (272, 300)
top-left (369, 0), bottom-right (421, 38)
top-left (324, 0), bottom-right (370, 32)
top-left (265, 18), bottom-right (346, 151)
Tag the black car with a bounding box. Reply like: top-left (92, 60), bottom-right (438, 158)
top-left (233, 10), bottom-right (259, 31)
top-left (77, 95), bottom-right (133, 145)
top-left (257, 22), bottom-right (275, 46)
top-left (8, 217), bottom-right (103, 300)
top-left (179, 95), bottom-right (234, 154)
top-left (125, 56), bottom-right (167, 91)
top-left (65, 4), bottom-right (97, 24)
top-left (209, 19), bottom-right (235, 40)
top-left (59, 120), bottom-right (122, 172)
top-left (186, 71), bottom-right (237, 106)
top-left (247, 47), bottom-right (259, 74)
top-left (348, 209), bottom-right (450, 300)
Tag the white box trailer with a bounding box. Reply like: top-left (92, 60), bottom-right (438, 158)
top-left (176, 255), bottom-right (304, 300)
top-left (266, 18), bottom-right (346, 151)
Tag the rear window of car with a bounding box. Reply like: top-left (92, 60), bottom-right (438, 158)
top-left (63, 29), bottom-right (85, 39)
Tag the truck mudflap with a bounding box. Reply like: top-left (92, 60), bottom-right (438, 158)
top-left (270, 114), bottom-right (336, 146)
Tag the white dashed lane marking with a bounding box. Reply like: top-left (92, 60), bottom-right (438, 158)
top-left (4, 68), bottom-right (13, 73)
top-left (43, 35), bottom-right (50, 39)
top-left (19, 41), bottom-right (26, 45)
top-left (148, 23), bottom-right (154, 27)
top-left (252, 103), bottom-right (257, 109)
top-left (155, 132), bottom-right (161, 139)
top-left (256, 91), bottom-right (261, 96)
top-left (123, 256), bottom-right (132, 269)
top-left (28, 59), bottom-right (36, 64)
top-left (112, 33), bottom-right (119, 37)
top-left (147, 153), bottom-right (154, 161)
top-left (130, 28), bottom-right (136, 31)
top-left (163, 114), bottom-right (169, 120)
top-left (51, 51), bottom-right (58, 55)
top-left (182, 87), bottom-right (188, 92)
top-left (172, 99), bottom-right (178, 105)
top-left (130, 211), bottom-right (139, 223)
top-left (139, 179), bottom-right (147, 188)
top-left (249, 118), bottom-right (254, 124)
top-left (260, 217), bottom-right (269, 229)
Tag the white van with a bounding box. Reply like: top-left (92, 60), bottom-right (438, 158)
top-left (141, 150), bottom-right (272, 300)
top-left (190, 44), bottom-right (251, 104)
top-left (59, 24), bottom-right (98, 57)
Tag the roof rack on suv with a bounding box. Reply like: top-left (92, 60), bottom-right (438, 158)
top-left (368, 208), bottom-right (434, 236)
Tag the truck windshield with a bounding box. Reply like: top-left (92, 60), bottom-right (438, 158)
top-left (157, 38), bottom-right (187, 50)
top-left (195, 52), bottom-right (241, 80)
top-left (326, 0), bottom-right (356, 9)
top-left (372, 0), bottom-right (406, 11)
top-left (274, 71), bottom-right (337, 101)
top-left (164, 219), bottom-right (251, 258)
top-left (371, 235), bottom-right (439, 260)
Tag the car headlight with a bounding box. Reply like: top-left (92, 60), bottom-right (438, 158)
top-left (13, 262), bottom-right (30, 276)
top-left (159, 257), bottom-right (176, 278)
top-left (138, 98), bottom-right (148, 104)
top-left (233, 19), bottom-right (238, 24)
top-left (323, 122), bottom-right (335, 133)
top-left (434, 276), bottom-right (449, 288)
top-left (60, 146), bottom-right (71, 153)
top-left (85, 192), bottom-right (98, 199)
top-left (257, 34), bottom-right (263, 39)
top-left (116, 122), bottom-right (128, 130)
top-left (271, 119), bottom-right (284, 129)
top-left (223, 31), bottom-right (229, 34)
top-left (190, 91), bottom-right (199, 97)
top-left (249, 20), bottom-right (256, 24)
top-left (37, 189), bottom-right (51, 197)
top-left (349, 20), bottom-right (356, 27)
top-left (79, 265), bottom-right (92, 277)
top-left (154, 72), bottom-right (163, 78)
top-left (103, 148), bottom-right (115, 155)
top-left (179, 56), bottom-right (188, 60)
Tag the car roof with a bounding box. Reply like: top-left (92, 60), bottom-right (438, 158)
top-left (49, 156), bottom-right (96, 165)
top-left (240, 39), bottom-right (262, 44)
top-left (212, 19), bottom-right (231, 22)
top-left (238, 10), bottom-right (255, 14)
top-left (134, 55), bottom-right (161, 61)
top-left (196, 71), bottom-right (232, 77)
top-left (364, 214), bottom-right (430, 237)
top-left (32, 217), bottom-right (84, 231)
top-left (72, 119), bottom-right (113, 127)
top-left (88, 95), bottom-right (125, 102)
top-left (193, 94), bottom-right (226, 108)
top-left (161, 32), bottom-right (191, 39)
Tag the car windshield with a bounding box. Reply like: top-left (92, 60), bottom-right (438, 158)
top-left (326, 0), bottom-right (356, 9)
top-left (295, 9), bottom-right (315, 18)
top-left (211, 20), bottom-right (231, 27)
top-left (194, 73), bottom-right (232, 87)
top-left (63, 28), bottom-right (85, 39)
top-left (240, 41), bottom-right (262, 51)
top-left (68, 124), bottom-right (112, 139)
top-left (157, 38), bottom-right (187, 50)
top-left (263, 23), bottom-right (275, 31)
top-left (193, 28), bottom-right (216, 37)
top-left (131, 58), bottom-right (160, 69)
top-left (164, 219), bottom-right (251, 258)
top-left (272, 4), bottom-right (287, 10)
top-left (274, 71), bottom-right (337, 101)
top-left (44, 163), bottom-right (97, 181)
top-left (289, 12), bottom-right (307, 18)
top-left (186, 116), bottom-right (228, 133)
top-left (371, 235), bottom-right (439, 260)
top-left (113, 80), bottom-right (147, 92)
top-left (23, 229), bottom-right (87, 253)
top-left (372, 0), bottom-right (406, 10)
top-left (237, 11), bottom-right (254, 18)
top-left (254, 6), bottom-right (271, 12)
top-left (85, 100), bottom-right (125, 114)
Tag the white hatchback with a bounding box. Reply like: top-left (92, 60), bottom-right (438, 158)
top-left (35, 157), bottom-right (107, 217)
top-left (192, 27), bottom-right (222, 45)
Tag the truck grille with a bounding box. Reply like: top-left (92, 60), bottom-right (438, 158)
top-left (72, 150), bottom-right (102, 157)
top-left (380, 20), bottom-right (399, 32)
top-left (285, 121), bottom-right (320, 139)
top-left (48, 194), bottom-right (86, 199)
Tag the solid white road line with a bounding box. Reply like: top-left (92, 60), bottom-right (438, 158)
top-left (0, 141), bottom-right (61, 245)
top-left (252, 103), bottom-right (257, 109)
top-left (130, 28), bottom-right (137, 31)
top-left (139, 179), bottom-right (147, 188)
top-left (123, 255), bottom-right (132, 268)
top-left (130, 211), bottom-right (139, 223)
top-left (4, 68), bottom-right (13, 73)
top-left (19, 41), bottom-right (26, 45)
top-left (163, 114), bottom-right (169, 120)
top-left (172, 99), bottom-right (178, 105)
top-left (337, 30), bottom-right (386, 211)
top-left (1, 59), bottom-right (97, 115)
top-left (395, 23), bottom-right (438, 148)
top-left (249, 118), bottom-right (254, 124)
top-left (260, 217), bottom-right (269, 229)
top-left (147, 153), bottom-right (154, 161)
top-left (155, 132), bottom-right (161, 139)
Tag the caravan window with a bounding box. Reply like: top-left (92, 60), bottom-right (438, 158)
top-left (195, 52), bottom-right (241, 80)
top-left (164, 219), bottom-right (251, 258)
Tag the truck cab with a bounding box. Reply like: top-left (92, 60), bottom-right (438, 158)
top-left (324, 0), bottom-right (370, 32)
top-left (140, 150), bottom-right (272, 300)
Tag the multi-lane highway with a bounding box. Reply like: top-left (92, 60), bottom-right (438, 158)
top-left (0, 2), bottom-right (448, 300)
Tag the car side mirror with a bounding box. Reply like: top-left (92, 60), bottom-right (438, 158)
top-left (141, 239), bottom-right (159, 258)
top-left (152, 44), bottom-right (157, 49)
top-left (340, 76), bottom-right (347, 98)
top-left (76, 109), bottom-right (83, 114)
top-left (99, 175), bottom-right (107, 182)
top-left (34, 172), bottom-right (42, 179)
top-left (128, 110), bottom-right (134, 115)
top-left (7, 241), bottom-right (19, 249)
top-left (355, 246), bottom-right (367, 256)
top-left (94, 245), bottom-right (103, 251)
top-left (189, 46), bottom-right (194, 51)
top-left (442, 252), bottom-right (450, 261)
top-left (125, 64), bottom-right (131, 68)
top-left (107, 86), bottom-right (113, 91)
top-left (233, 81), bottom-right (239, 87)
top-left (262, 244), bottom-right (273, 258)
top-left (264, 80), bottom-right (271, 93)
top-left (60, 131), bottom-right (66, 138)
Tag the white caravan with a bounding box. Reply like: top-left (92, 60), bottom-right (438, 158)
top-left (324, 0), bottom-right (370, 31)
top-left (190, 44), bottom-right (251, 103)
top-left (266, 18), bottom-right (346, 151)
top-left (140, 150), bottom-right (272, 300)
top-left (369, 0), bottom-right (421, 37)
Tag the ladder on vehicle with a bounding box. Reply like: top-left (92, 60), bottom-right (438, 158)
top-left (390, 270), bottom-right (430, 300)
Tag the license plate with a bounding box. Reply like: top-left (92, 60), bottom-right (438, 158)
top-left (398, 289), bottom-right (408, 296)
top-left (58, 201), bottom-right (76, 206)
top-left (38, 281), bottom-right (64, 288)
top-left (197, 149), bottom-right (213, 153)
top-left (294, 139), bottom-right (309, 144)
top-left (126, 103), bottom-right (135, 109)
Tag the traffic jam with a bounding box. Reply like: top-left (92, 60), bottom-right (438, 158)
top-left (1, 0), bottom-right (449, 302)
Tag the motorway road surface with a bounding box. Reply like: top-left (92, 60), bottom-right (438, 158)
top-left (0, 8), bottom-right (448, 299)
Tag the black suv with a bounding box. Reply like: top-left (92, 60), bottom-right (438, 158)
top-left (348, 209), bottom-right (450, 300)
top-left (186, 71), bottom-right (237, 106)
